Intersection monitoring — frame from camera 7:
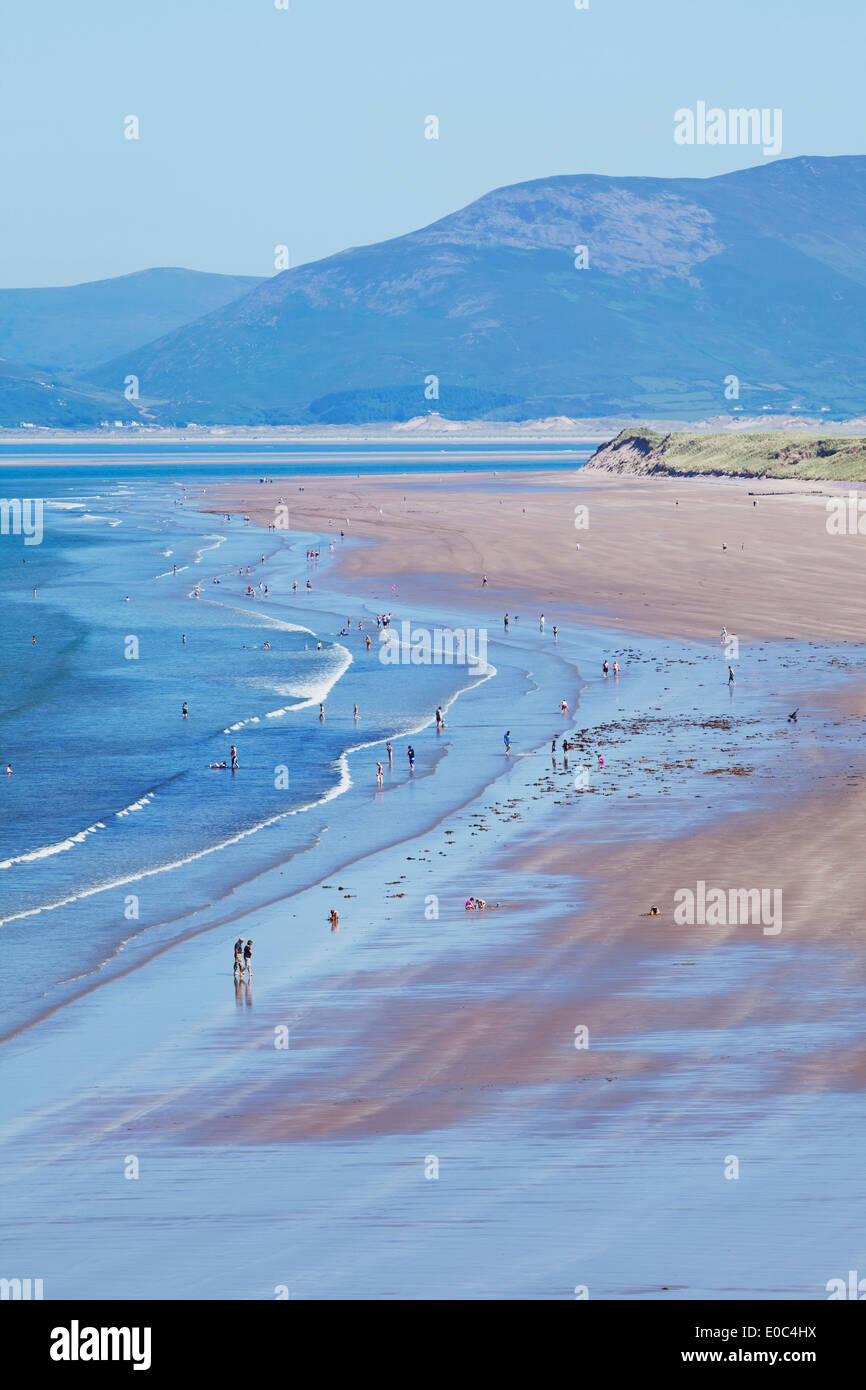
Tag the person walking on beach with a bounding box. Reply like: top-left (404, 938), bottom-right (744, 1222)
top-left (504, 613), bottom-right (509, 630)
top-left (407, 745), bottom-right (415, 771)
top-left (728, 666), bottom-right (736, 686)
top-left (612, 660), bottom-right (619, 676)
top-left (376, 761), bottom-right (383, 786)
top-left (602, 660), bottom-right (609, 676)
top-left (552, 625), bottom-right (558, 641)
top-left (435, 706), bottom-right (444, 730)
top-left (243, 940), bottom-right (253, 975)
top-left (231, 744), bottom-right (239, 770)
top-left (482, 575), bottom-right (488, 587)
top-left (503, 730), bottom-right (511, 754)
top-left (233, 936), bottom-right (244, 973)
top-left (560, 699), bottom-right (568, 714)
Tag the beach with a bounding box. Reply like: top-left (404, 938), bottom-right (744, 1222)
top-left (1, 454), bottom-right (865, 1299)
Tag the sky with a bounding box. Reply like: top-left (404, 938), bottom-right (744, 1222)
top-left (2, 0), bottom-right (864, 287)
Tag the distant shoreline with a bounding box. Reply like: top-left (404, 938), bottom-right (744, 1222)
top-left (4, 409), bottom-right (866, 449)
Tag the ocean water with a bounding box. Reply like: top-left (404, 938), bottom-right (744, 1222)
top-left (0, 446), bottom-right (594, 1034)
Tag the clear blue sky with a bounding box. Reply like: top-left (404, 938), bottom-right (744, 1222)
top-left (2, 0), bottom-right (863, 287)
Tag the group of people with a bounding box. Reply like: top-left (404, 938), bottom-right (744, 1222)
top-left (233, 936), bottom-right (253, 975)
top-left (209, 744), bottom-right (239, 770)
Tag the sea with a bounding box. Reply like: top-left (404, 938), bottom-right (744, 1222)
top-left (0, 440), bottom-right (593, 1035)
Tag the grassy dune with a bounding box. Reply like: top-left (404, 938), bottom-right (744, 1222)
top-left (589, 429), bottom-right (866, 481)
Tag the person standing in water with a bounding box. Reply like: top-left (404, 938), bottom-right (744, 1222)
top-left (319, 703), bottom-right (325, 721)
top-left (435, 706), bottom-right (444, 730)
top-left (386, 741), bottom-right (393, 767)
top-left (231, 744), bottom-right (239, 770)
top-left (233, 936), bottom-right (244, 973)
top-left (728, 666), bottom-right (736, 685)
top-left (503, 730), bottom-right (511, 753)
top-left (407, 745), bottom-right (415, 770)
top-left (504, 613), bottom-right (509, 630)
top-left (376, 761), bottom-right (384, 786)
top-left (182, 702), bottom-right (188, 719)
top-left (243, 940), bottom-right (253, 975)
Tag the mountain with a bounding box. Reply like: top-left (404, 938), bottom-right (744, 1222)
top-left (0, 268), bottom-right (265, 376)
top-left (9, 156), bottom-right (866, 426)
top-left (86, 156), bottom-right (866, 425)
top-left (0, 358), bottom-right (147, 428)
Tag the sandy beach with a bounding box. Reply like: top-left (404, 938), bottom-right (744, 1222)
top-left (213, 468), bottom-right (866, 642)
top-left (2, 461), bottom-right (865, 1299)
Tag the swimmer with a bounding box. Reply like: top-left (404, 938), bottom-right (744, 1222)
top-left (209, 761), bottom-right (228, 769)
top-left (5, 764), bottom-right (11, 776)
